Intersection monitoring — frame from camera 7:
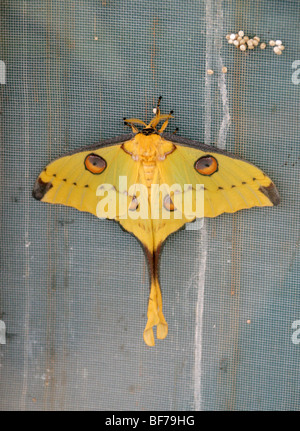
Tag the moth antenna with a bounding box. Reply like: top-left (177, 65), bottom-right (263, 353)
top-left (155, 96), bottom-right (162, 116)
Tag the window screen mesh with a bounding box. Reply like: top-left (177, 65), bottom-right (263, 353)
top-left (0, 0), bottom-right (299, 411)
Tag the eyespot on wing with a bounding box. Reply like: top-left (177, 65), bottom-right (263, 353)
top-left (84, 153), bottom-right (107, 174)
top-left (163, 194), bottom-right (176, 211)
top-left (194, 155), bottom-right (218, 176)
top-left (128, 196), bottom-right (139, 211)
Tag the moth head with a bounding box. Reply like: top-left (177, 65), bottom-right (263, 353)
top-left (123, 96), bottom-right (174, 135)
top-left (141, 127), bottom-right (157, 136)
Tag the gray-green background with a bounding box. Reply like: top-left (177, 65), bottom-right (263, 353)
top-left (0, 0), bottom-right (299, 410)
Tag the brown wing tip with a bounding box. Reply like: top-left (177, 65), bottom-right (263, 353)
top-left (259, 182), bottom-right (280, 206)
top-left (32, 177), bottom-right (53, 201)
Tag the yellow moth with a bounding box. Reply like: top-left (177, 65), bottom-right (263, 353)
top-left (33, 97), bottom-right (280, 346)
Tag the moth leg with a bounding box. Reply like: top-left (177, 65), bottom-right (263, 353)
top-left (155, 95), bottom-right (162, 115)
top-left (123, 118), bottom-right (139, 134)
top-left (158, 112), bottom-right (173, 133)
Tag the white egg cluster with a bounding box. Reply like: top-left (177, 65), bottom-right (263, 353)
top-left (269, 39), bottom-right (285, 55)
top-left (226, 31), bottom-right (285, 55)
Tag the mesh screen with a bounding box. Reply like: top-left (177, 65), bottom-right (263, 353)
top-left (0, 0), bottom-right (299, 410)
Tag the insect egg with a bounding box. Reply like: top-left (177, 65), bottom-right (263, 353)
top-left (273, 46), bottom-right (282, 55)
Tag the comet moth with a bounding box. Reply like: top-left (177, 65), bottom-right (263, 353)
top-left (33, 97), bottom-right (280, 346)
